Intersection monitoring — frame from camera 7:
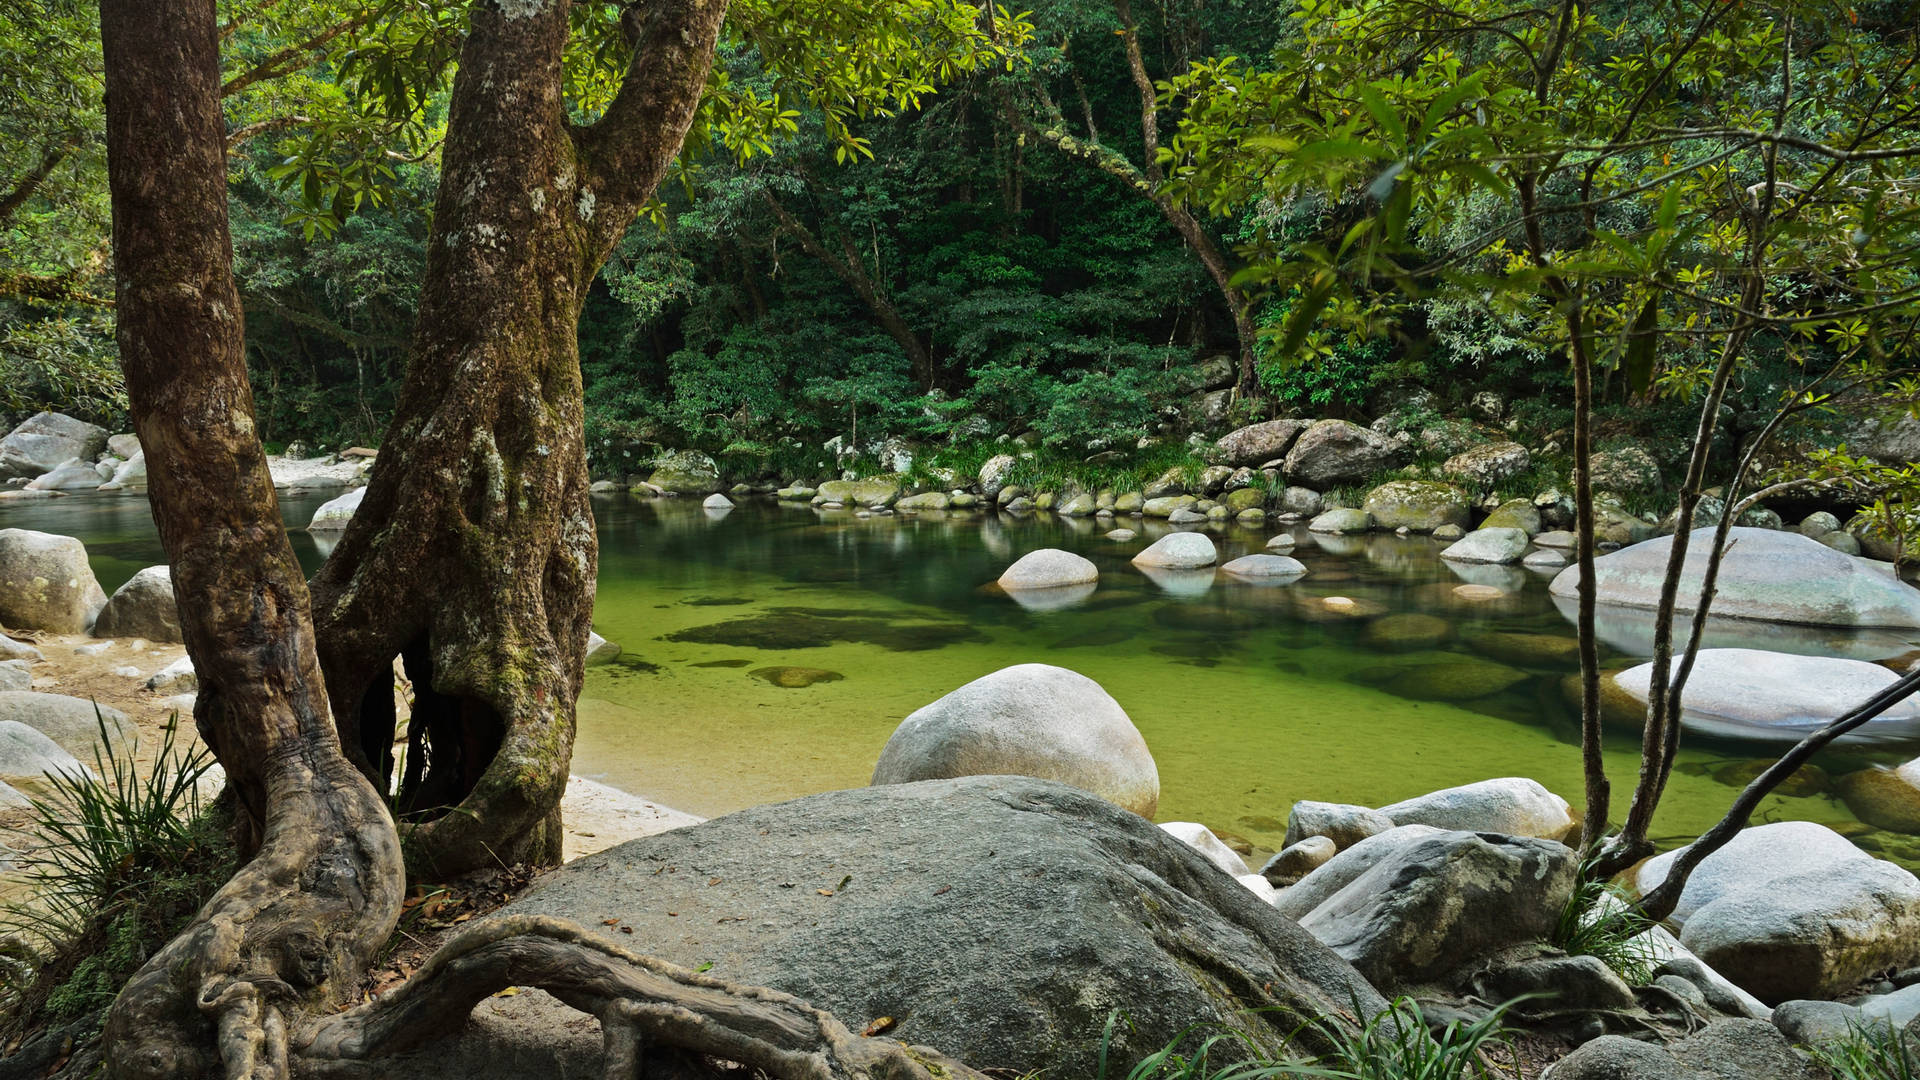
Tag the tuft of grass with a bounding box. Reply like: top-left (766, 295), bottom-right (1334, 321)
top-left (1806, 1023), bottom-right (1919, 1080)
top-left (0, 712), bottom-right (232, 1035)
top-left (1552, 876), bottom-right (1658, 986)
top-left (1099, 997), bottom-right (1524, 1080)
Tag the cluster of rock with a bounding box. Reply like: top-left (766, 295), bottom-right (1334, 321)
top-left (0, 411), bottom-right (373, 506)
top-left (454, 660), bottom-right (1920, 1079)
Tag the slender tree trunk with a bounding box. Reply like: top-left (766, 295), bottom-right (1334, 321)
top-left (763, 193), bottom-right (937, 388)
top-left (310, 0), bottom-right (728, 877)
top-left (1113, 0), bottom-right (1258, 396)
top-left (96, 0), bottom-right (403, 1070)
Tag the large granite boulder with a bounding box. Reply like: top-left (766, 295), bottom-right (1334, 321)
top-left (1283, 420), bottom-right (1404, 489)
top-left (978, 454), bottom-right (1018, 498)
top-left (0, 692), bottom-right (135, 757)
top-left (1292, 829), bottom-right (1576, 992)
top-left (0, 412), bottom-right (108, 479)
top-left (1131, 531), bottom-right (1218, 570)
top-left (24, 457), bottom-right (104, 491)
top-left (91, 565), bottom-right (181, 643)
top-left (0, 720), bottom-right (89, 791)
top-left (1378, 778), bottom-right (1576, 842)
top-left (1635, 821), bottom-right (1920, 1002)
top-left (0, 529), bottom-right (108, 633)
top-left (647, 450), bottom-right (722, 495)
top-left (998, 549), bottom-right (1098, 591)
top-left (1591, 445), bottom-right (1665, 496)
top-left (1442, 442), bottom-right (1530, 490)
top-left (487, 778), bottom-right (1387, 1079)
top-left (1440, 527), bottom-right (1530, 564)
top-left (1612, 649), bottom-right (1920, 744)
top-left (1550, 527), bottom-right (1920, 627)
top-left (1362, 481), bottom-right (1470, 533)
top-left (871, 664), bottom-right (1160, 817)
top-left (1214, 420), bottom-right (1311, 467)
top-left (306, 486), bottom-right (365, 531)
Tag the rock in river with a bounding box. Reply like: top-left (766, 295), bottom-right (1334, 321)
top-left (999, 548), bottom-right (1099, 591)
top-left (1220, 554), bottom-right (1306, 580)
top-left (91, 565), bottom-right (181, 642)
top-left (1636, 820), bottom-right (1920, 1002)
top-left (646, 449), bottom-right (722, 495)
top-left (1551, 526), bottom-right (1920, 627)
top-left (0, 528), bottom-right (108, 633)
top-left (871, 664), bottom-right (1160, 817)
top-left (1610, 648), bottom-right (1920, 744)
top-left (306, 485), bottom-right (365, 531)
top-left (480, 777), bottom-right (1386, 1080)
top-left (1378, 777), bottom-right (1575, 842)
top-left (1130, 531), bottom-right (1218, 570)
top-left (1838, 757), bottom-right (1920, 833)
top-left (1284, 420), bottom-right (1405, 489)
top-left (1439, 526), bottom-right (1530, 564)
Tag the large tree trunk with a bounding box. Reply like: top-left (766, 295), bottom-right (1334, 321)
top-left (95, 0), bottom-right (404, 1071)
top-left (309, 0), bottom-right (728, 877)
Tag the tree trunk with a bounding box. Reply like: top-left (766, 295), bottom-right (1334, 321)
top-left (309, 0), bottom-right (728, 878)
top-left (96, 0), bottom-right (404, 1071)
top-left (763, 193), bottom-right (937, 388)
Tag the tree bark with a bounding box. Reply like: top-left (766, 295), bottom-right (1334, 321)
top-left (96, 0), bottom-right (404, 1072)
top-left (309, 0), bottom-right (729, 878)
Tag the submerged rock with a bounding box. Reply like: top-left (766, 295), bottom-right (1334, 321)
top-left (1839, 758), bottom-right (1920, 833)
top-left (1361, 613), bottom-right (1450, 651)
top-left (0, 528), bottom-right (108, 633)
top-left (92, 565), bottom-right (181, 642)
top-left (1611, 648), bottom-right (1920, 744)
top-left (871, 664), bottom-right (1159, 817)
top-left (749, 666), bottom-right (845, 688)
top-left (1550, 526), bottom-right (1920, 628)
top-left (485, 777), bottom-right (1386, 1079)
top-left (1379, 656), bottom-right (1530, 701)
top-left (1636, 820), bottom-right (1920, 1002)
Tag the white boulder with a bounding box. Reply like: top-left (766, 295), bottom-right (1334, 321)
top-left (0, 529), bottom-right (108, 633)
top-left (1131, 532), bottom-right (1218, 570)
top-left (307, 486), bottom-right (366, 531)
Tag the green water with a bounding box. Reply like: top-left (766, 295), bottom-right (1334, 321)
top-left (8, 488), bottom-right (1917, 869)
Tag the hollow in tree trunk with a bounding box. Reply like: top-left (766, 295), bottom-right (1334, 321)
top-left (308, 0), bottom-right (729, 878)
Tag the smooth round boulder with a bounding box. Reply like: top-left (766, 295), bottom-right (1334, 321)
top-left (998, 549), bottom-right (1099, 591)
top-left (1551, 526), bottom-right (1920, 627)
top-left (1157, 822), bottom-right (1251, 878)
top-left (1636, 820), bottom-right (1920, 1002)
top-left (91, 565), bottom-right (181, 642)
top-left (1260, 836), bottom-right (1337, 887)
top-left (1220, 554), bottom-right (1306, 580)
top-left (871, 664), bottom-right (1160, 817)
top-left (0, 720), bottom-right (89, 790)
top-left (978, 454), bottom-right (1017, 498)
top-left (25, 457), bottom-right (104, 491)
top-left (1131, 531), bottom-right (1218, 570)
top-left (701, 493), bottom-right (734, 510)
top-left (1481, 498), bottom-right (1542, 535)
top-left (0, 691), bottom-right (136, 757)
top-left (1839, 759), bottom-right (1920, 832)
top-left (1307, 508), bottom-right (1372, 534)
top-left (1378, 777), bottom-right (1575, 841)
top-left (1283, 800), bottom-right (1396, 851)
top-left (0, 529), bottom-right (108, 633)
top-left (306, 485), bottom-right (365, 531)
top-left (1611, 648), bottom-right (1920, 744)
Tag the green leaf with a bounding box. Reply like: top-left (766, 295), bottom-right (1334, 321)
top-left (1357, 84), bottom-right (1407, 148)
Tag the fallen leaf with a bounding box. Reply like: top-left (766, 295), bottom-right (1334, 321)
top-left (603, 918), bottom-right (620, 925)
top-left (836, 875), bottom-right (853, 891)
top-left (863, 1017), bottom-right (897, 1037)
top-left (708, 877), bottom-right (722, 886)
top-left (696, 961), bottom-right (714, 973)
top-left (816, 889), bottom-right (834, 897)
top-left (620, 926), bottom-right (634, 934)
top-left (932, 885), bottom-right (951, 896)
top-left (494, 987), bottom-right (521, 998)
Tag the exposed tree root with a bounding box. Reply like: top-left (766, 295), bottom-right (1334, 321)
top-left (297, 916), bottom-right (987, 1080)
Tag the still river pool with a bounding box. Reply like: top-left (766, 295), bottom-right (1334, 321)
top-left (5, 488), bottom-right (1916, 870)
